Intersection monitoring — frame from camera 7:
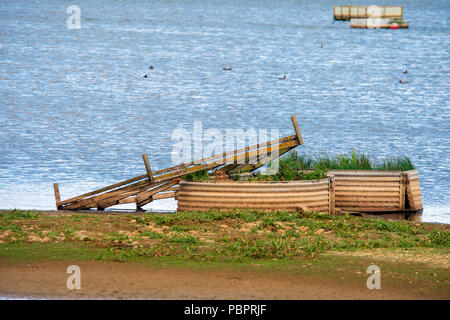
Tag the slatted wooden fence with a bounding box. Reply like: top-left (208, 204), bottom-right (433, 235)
top-left (334, 5), bottom-right (403, 21)
top-left (328, 169), bottom-right (422, 213)
top-left (177, 178), bottom-right (335, 214)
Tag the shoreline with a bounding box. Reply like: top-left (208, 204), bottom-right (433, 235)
top-left (2, 209), bottom-right (449, 226)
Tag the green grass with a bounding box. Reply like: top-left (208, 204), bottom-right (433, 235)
top-left (0, 209), bottom-right (42, 222)
top-left (315, 150), bottom-right (372, 170)
top-left (270, 150), bottom-right (415, 171)
top-left (377, 156), bottom-right (415, 171)
top-left (184, 169), bottom-right (210, 181)
top-left (1, 209), bottom-right (448, 263)
top-left (182, 151), bottom-right (415, 183)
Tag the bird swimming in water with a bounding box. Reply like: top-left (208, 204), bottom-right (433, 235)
top-left (399, 80), bottom-right (408, 84)
top-left (223, 67), bottom-right (232, 71)
top-left (279, 75), bottom-right (286, 80)
top-left (402, 70), bottom-right (408, 74)
top-left (149, 65), bottom-right (154, 70)
top-left (143, 74), bottom-right (148, 78)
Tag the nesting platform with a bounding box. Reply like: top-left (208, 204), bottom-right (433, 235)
top-left (334, 5), bottom-right (404, 21)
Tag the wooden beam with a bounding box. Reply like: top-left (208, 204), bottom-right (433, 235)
top-left (228, 146), bottom-right (294, 174)
top-left (142, 154), bottom-right (154, 183)
top-left (59, 173), bottom-right (147, 206)
top-left (152, 139), bottom-right (298, 183)
top-left (63, 179), bottom-right (154, 210)
top-left (151, 134), bottom-right (298, 176)
top-left (153, 192), bottom-right (177, 200)
top-left (329, 176), bottom-right (335, 215)
top-left (53, 183), bottom-right (62, 210)
top-left (136, 179), bottom-right (179, 204)
top-left (291, 115), bottom-right (303, 145)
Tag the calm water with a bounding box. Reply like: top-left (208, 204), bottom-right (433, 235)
top-left (0, 0), bottom-right (449, 223)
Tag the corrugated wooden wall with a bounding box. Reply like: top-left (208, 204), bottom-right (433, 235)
top-left (405, 169), bottom-right (423, 211)
top-left (328, 170), bottom-right (404, 213)
top-left (177, 179), bottom-right (332, 213)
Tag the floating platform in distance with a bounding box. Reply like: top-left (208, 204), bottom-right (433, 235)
top-left (334, 5), bottom-right (403, 21)
top-left (350, 18), bottom-right (408, 28)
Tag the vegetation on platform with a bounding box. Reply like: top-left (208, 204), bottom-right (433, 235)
top-left (272, 150), bottom-right (415, 171)
top-left (182, 151), bottom-right (414, 183)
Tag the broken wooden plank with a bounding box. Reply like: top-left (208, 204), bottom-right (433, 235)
top-left (142, 153), bottom-right (155, 183)
top-left (228, 145), bottom-right (294, 174)
top-left (59, 173), bottom-right (148, 206)
top-left (136, 179), bottom-right (179, 204)
top-left (153, 192), bottom-right (177, 200)
top-left (291, 115), bottom-right (303, 145)
top-left (53, 183), bottom-right (62, 210)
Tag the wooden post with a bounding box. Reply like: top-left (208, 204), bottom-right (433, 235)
top-left (142, 154), bottom-right (154, 183)
top-left (53, 183), bottom-right (62, 210)
top-left (399, 173), bottom-right (406, 210)
top-left (291, 115), bottom-right (303, 145)
top-left (329, 176), bottom-right (335, 215)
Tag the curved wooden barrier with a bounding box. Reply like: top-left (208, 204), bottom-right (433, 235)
top-left (404, 170), bottom-right (423, 211)
top-left (328, 169), bottom-right (422, 213)
top-left (177, 178), bottom-right (334, 214)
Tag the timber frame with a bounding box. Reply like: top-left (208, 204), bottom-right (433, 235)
top-left (54, 116), bottom-right (304, 211)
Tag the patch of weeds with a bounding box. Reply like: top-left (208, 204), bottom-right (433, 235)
top-left (106, 232), bottom-right (129, 243)
top-left (377, 156), bottom-right (414, 171)
top-left (170, 225), bottom-right (193, 232)
top-left (298, 236), bottom-right (330, 258)
top-left (64, 228), bottom-right (75, 240)
top-left (184, 169), bottom-right (210, 181)
top-left (168, 235), bottom-right (199, 245)
top-left (284, 229), bottom-right (300, 238)
top-left (372, 219), bottom-right (412, 234)
top-left (141, 231), bottom-right (164, 239)
top-left (0, 209), bottom-right (41, 223)
top-left (429, 230), bottom-right (449, 246)
top-left (238, 209), bottom-right (263, 223)
top-left (260, 217), bottom-right (277, 230)
top-left (70, 215), bottom-right (83, 222)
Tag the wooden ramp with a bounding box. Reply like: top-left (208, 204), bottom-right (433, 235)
top-left (54, 116), bottom-right (304, 211)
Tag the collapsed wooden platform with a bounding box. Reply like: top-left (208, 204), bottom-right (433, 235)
top-left (53, 116), bottom-right (304, 211)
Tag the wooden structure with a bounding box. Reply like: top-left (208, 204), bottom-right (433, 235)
top-left (177, 178), bottom-right (335, 214)
top-left (334, 5), bottom-right (403, 21)
top-left (350, 18), bottom-right (408, 29)
top-left (328, 169), bottom-right (422, 213)
top-left (54, 116), bottom-right (304, 211)
top-left (404, 169), bottom-right (423, 211)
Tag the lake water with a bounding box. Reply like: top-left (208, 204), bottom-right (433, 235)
top-left (0, 0), bottom-right (448, 223)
